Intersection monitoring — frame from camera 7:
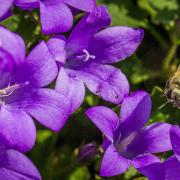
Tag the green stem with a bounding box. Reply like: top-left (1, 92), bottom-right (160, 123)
top-left (162, 44), bottom-right (178, 72)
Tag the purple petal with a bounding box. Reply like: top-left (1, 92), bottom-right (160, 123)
top-left (0, 149), bottom-right (41, 180)
top-left (12, 41), bottom-right (58, 88)
top-left (126, 122), bottom-right (172, 157)
top-left (47, 35), bottom-right (67, 64)
top-left (0, 26), bottom-right (25, 65)
top-left (131, 154), bottom-right (160, 169)
top-left (164, 156), bottom-right (180, 180)
top-left (88, 27), bottom-right (144, 64)
top-left (0, 9), bottom-right (12, 21)
top-left (0, 107), bottom-right (36, 152)
top-left (56, 67), bottom-right (85, 113)
top-left (170, 125), bottom-right (180, 162)
top-left (102, 138), bottom-right (111, 151)
top-left (15, 0), bottom-right (39, 9)
top-left (67, 63), bottom-right (129, 104)
top-left (64, 0), bottom-right (96, 12)
top-left (39, 0), bottom-right (73, 34)
top-left (66, 6), bottom-right (111, 55)
top-left (86, 106), bottom-right (119, 142)
top-left (8, 89), bottom-right (71, 132)
top-left (116, 91), bottom-right (151, 140)
top-left (0, 0), bottom-right (14, 20)
top-left (138, 162), bottom-right (164, 180)
top-left (100, 144), bottom-right (129, 177)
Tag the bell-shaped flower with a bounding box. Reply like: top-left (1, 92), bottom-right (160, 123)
top-left (14, 0), bottom-right (96, 34)
top-left (86, 90), bottom-right (172, 177)
top-left (0, 26), bottom-right (71, 152)
top-left (137, 126), bottom-right (180, 180)
top-left (47, 6), bottom-right (144, 115)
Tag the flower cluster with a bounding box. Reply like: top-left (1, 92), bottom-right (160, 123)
top-left (0, 0), bottom-right (179, 179)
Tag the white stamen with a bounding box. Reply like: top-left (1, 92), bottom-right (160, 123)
top-left (83, 49), bottom-right (96, 62)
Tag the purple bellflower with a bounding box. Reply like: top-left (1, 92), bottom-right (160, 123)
top-left (0, 26), bottom-right (70, 153)
top-left (137, 125), bottom-right (180, 180)
top-left (0, 0), bottom-right (14, 21)
top-left (0, 146), bottom-right (41, 180)
top-left (14, 0), bottom-right (96, 34)
top-left (46, 6), bottom-right (144, 114)
top-left (86, 90), bottom-right (172, 177)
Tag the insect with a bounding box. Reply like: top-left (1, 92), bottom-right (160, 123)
top-left (164, 66), bottom-right (180, 108)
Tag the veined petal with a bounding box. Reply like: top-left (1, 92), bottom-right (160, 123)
top-left (67, 63), bottom-right (129, 104)
top-left (47, 35), bottom-right (67, 64)
top-left (8, 89), bottom-right (71, 132)
top-left (138, 162), bottom-right (164, 180)
top-left (15, 0), bottom-right (39, 9)
top-left (131, 154), bottom-right (160, 169)
top-left (126, 122), bottom-right (172, 157)
top-left (39, 0), bottom-right (73, 34)
top-left (86, 106), bottom-right (119, 141)
top-left (56, 67), bottom-right (85, 113)
top-left (0, 107), bottom-right (36, 152)
top-left (0, 149), bottom-right (41, 180)
top-left (0, 0), bottom-right (14, 20)
top-left (170, 125), bottom-right (180, 162)
top-left (12, 41), bottom-right (58, 88)
top-left (100, 144), bottom-right (129, 177)
top-left (164, 156), bottom-right (180, 180)
top-left (88, 27), bottom-right (144, 64)
top-left (116, 91), bottom-right (151, 141)
top-left (64, 0), bottom-right (96, 12)
top-left (66, 6), bottom-right (111, 55)
top-left (0, 26), bottom-right (25, 65)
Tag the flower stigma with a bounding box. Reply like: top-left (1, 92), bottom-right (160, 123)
top-left (76, 49), bottom-right (96, 62)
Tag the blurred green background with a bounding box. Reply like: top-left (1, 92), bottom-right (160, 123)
top-left (1, 0), bottom-right (180, 179)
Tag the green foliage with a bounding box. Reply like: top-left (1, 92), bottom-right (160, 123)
top-left (1, 0), bottom-right (180, 179)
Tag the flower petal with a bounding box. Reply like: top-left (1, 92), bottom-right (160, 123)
top-left (0, 26), bottom-right (25, 65)
top-left (0, 0), bottom-right (14, 20)
top-left (0, 149), bottom-right (41, 180)
top-left (116, 91), bottom-right (151, 141)
top-left (88, 27), bottom-right (144, 64)
top-left (64, 0), bottom-right (96, 12)
top-left (56, 67), bottom-right (85, 113)
top-left (39, 0), bottom-right (73, 34)
top-left (126, 122), bottom-right (172, 157)
top-left (131, 154), bottom-right (160, 169)
top-left (0, 107), bottom-right (36, 152)
top-left (100, 144), bottom-right (129, 177)
top-left (47, 35), bottom-right (67, 64)
top-left (138, 162), bottom-right (164, 180)
top-left (12, 41), bottom-right (58, 88)
top-left (15, 0), bottom-right (39, 9)
top-left (67, 63), bottom-right (129, 104)
top-left (8, 89), bottom-right (71, 132)
top-left (164, 156), bottom-right (180, 180)
top-left (170, 125), bottom-right (180, 162)
top-left (86, 106), bottom-right (119, 142)
top-left (66, 6), bottom-right (111, 55)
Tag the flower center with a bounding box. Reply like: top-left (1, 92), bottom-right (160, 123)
top-left (0, 81), bottom-right (30, 98)
top-left (76, 49), bottom-right (96, 62)
top-left (115, 132), bottom-right (137, 157)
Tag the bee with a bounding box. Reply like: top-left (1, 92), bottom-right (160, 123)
top-left (164, 66), bottom-right (180, 108)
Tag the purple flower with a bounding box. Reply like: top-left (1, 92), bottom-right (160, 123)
top-left (0, 26), bottom-right (71, 152)
top-left (137, 126), bottom-right (180, 180)
top-left (86, 90), bottom-right (172, 177)
top-left (14, 0), bottom-right (96, 34)
top-left (46, 6), bottom-right (143, 114)
top-left (0, 0), bottom-right (14, 21)
top-left (0, 146), bottom-right (41, 180)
